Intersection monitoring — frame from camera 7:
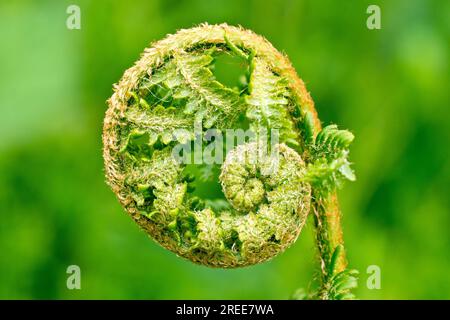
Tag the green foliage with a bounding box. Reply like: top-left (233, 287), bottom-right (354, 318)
top-left (293, 245), bottom-right (359, 300)
top-left (139, 51), bottom-right (244, 129)
top-left (314, 124), bottom-right (354, 159)
top-left (303, 123), bottom-right (356, 193)
top-left (322, 269), bottom-right (359, 300)
top-left (246, 59), bottom-right (300, 148)
top-left (302, 111), bottom-right (316, 146)
top-left (320, 245), bottom-right (359, 300)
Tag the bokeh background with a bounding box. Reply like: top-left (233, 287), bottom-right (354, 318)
top-left (0, 0), bottom-right (448, 299)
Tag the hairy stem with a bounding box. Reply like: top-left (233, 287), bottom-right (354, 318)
top-left (313, 193), bottom-right (346, 280)
top-left (305, 109), bottom-right (355, 298)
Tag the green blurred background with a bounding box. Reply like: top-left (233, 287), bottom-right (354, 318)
top-left (0, 0), bottom-right (448, 299)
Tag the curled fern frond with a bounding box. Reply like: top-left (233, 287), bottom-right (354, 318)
top-left (103, 24), bottom-right (355, 272)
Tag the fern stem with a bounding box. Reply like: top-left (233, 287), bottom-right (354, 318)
top-left (314, 193), bottom-right (346, 276)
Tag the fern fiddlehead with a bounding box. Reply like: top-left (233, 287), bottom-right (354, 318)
top-left (103, 24), bottom-right (356, 296)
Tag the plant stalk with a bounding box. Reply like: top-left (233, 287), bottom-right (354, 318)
top-left (312, 192), bottom-right (347, 282)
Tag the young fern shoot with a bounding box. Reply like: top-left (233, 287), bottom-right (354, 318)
top-left (103, 23), bottom-right (357, 299)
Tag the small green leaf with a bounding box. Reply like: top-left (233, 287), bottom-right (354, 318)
top-left (328, 244), bottom-right (344, 278)
top-left (303, 111), bottom-right (316, 145)
top-left (224, 33), bottom-right (248, 60)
